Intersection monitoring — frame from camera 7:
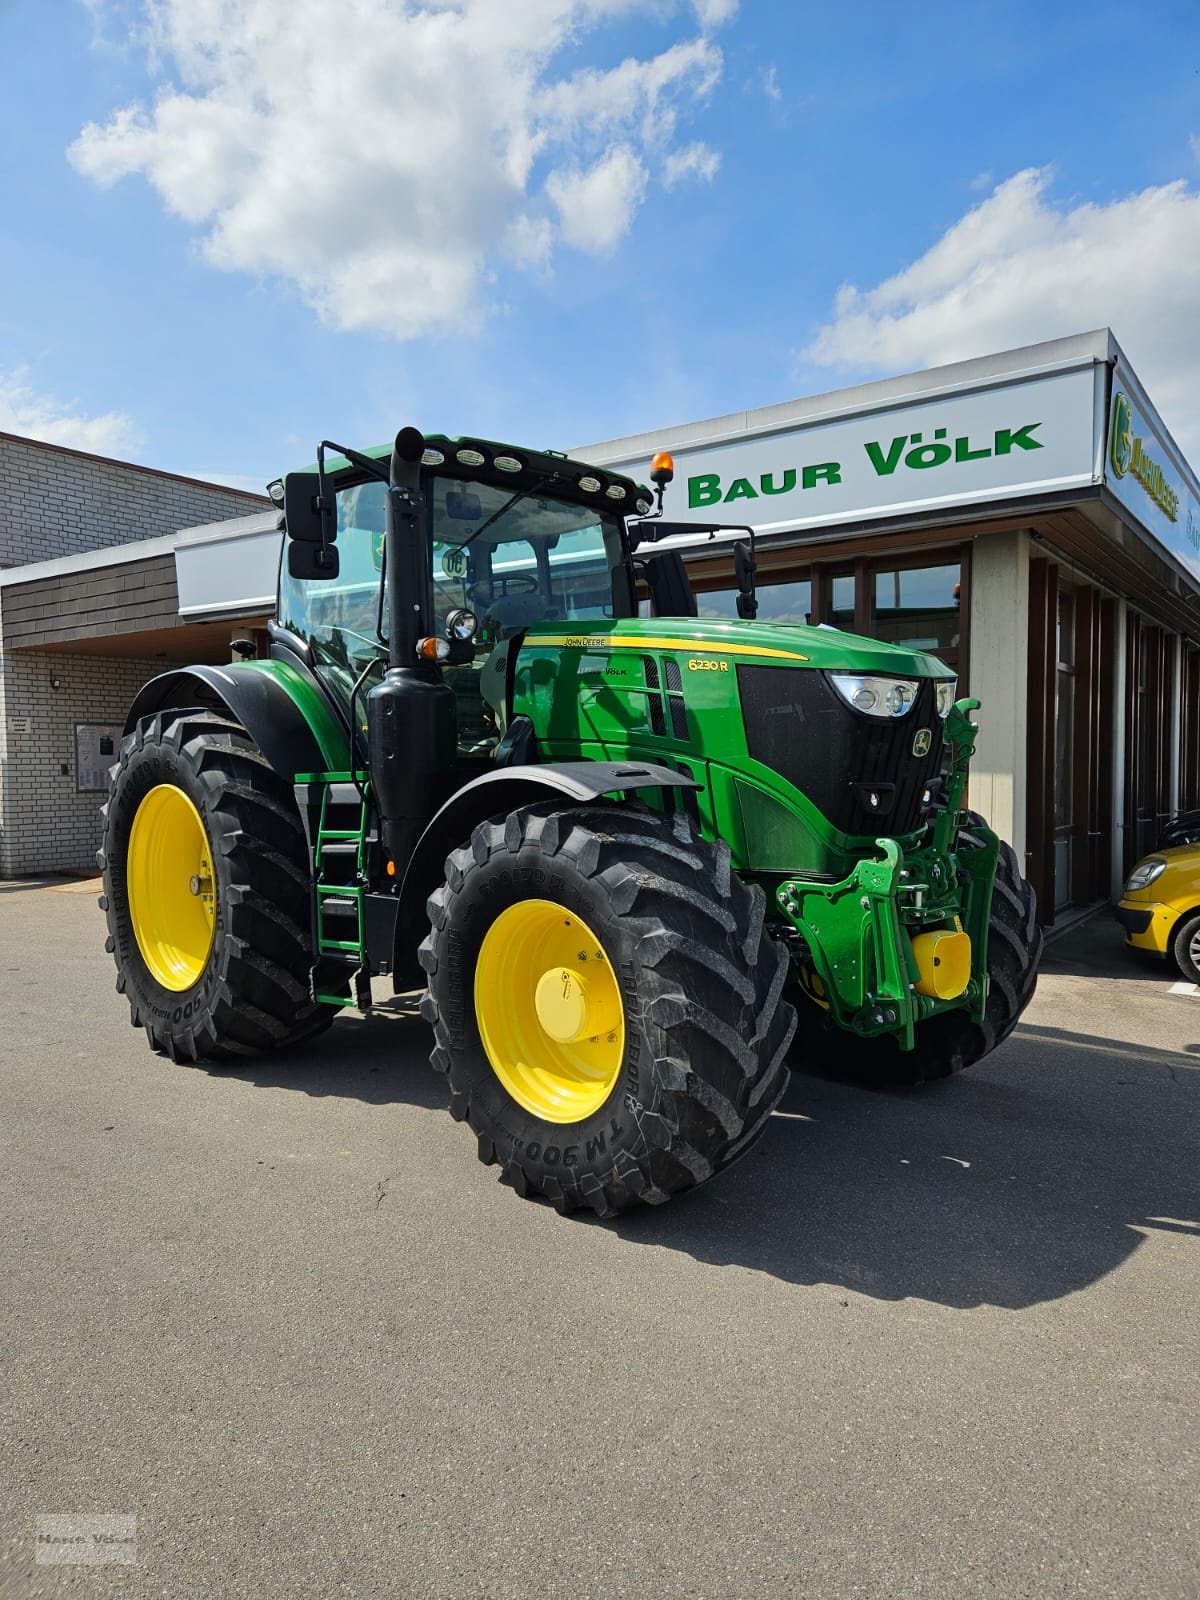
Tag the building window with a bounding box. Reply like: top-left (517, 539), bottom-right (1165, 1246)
top-left (696, 577), bottom-right (812, 624)
top-left (871, 561), bottom-right (962, 661)
top-left (828, 571), bottom-right (856, 631)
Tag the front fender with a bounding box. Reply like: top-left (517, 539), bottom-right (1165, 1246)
top-left (124, 660), bottom-right (350, 782)
top-left (391, 760), bottom-right (699, 988)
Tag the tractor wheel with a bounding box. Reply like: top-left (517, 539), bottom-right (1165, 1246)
top-left (795, 813), bottom-right (1042, 1086)
top-left (419, 803), bottom-right (796, 1216)
top-left (98, 709), bottom-right (332, 1062)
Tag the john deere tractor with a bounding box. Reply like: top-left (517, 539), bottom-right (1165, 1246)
top-left (99, 428), bottom-right (1040, 1216)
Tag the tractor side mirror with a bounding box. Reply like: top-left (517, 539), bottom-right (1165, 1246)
top-left (734, 539), bottom-right (758, 620)
top-left (282, 471), bottom-right (335, 544)
top-left (637, 551), bottom-right (697, 618)
top-left (287, 541), bottom-right (340, 580)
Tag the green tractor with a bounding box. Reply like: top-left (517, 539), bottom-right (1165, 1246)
top-left (99, 428), bottom-right (1041, 1215)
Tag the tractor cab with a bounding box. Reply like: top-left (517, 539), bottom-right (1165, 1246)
top-left (273, 437), bottom-right (683, 768)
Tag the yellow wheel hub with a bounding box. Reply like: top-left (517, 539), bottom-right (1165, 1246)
top-left (127, 784), bottom-right (217, 992)
top-left (474, 899), bottom-right (625, 1124)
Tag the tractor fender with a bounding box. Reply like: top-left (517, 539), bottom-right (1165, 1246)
top-left (391, 760), bottom-right (700, 989)
top-left (123, 660), bottom-right (349, 782)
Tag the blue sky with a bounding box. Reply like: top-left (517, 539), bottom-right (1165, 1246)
top-left (0, 0), bottom-right (1198, 491)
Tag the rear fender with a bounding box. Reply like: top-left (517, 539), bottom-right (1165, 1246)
top-left (123, 660), bottom-right (350, 782)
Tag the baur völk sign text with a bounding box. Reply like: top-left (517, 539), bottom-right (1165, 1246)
top-left (688, 423), bottom-right (1044, 509)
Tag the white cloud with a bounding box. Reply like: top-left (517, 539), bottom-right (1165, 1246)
top-left (803, 166), bottom-right (1200, 460)
top-left (693, 0), bottom-right (737, 26)
top-left (663, 140), bottom-right (719, 186)
top-left (0, 368), bottom-right (139, 456)
top-left (760, 63), bottom-right (781, 104)
top-left (546, 146), bottom-right (648, 253)
top-left (70, 0), bottom-right (732, 339)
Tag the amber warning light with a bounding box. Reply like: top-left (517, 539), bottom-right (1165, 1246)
top-left (650, 450), bottom-right (675, 487)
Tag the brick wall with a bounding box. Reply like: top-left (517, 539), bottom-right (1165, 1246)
top-left (1, 556), bottom-right (181, 648)
top-left (0, 433), bottom-right (271, 874)
top-left (0, 645), bottom-right (166, 876)
top-left (0, 432), bottom-right (266, 569)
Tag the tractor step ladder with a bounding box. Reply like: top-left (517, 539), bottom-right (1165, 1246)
top-left (299, 772), bottom-right (372, 1011)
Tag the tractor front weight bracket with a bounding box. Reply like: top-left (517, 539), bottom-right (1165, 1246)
top-left (778, 839), bottom-right (929, 1050)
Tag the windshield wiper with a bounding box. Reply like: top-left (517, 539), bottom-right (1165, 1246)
top-left (445, 471), bottom-right (564, 551)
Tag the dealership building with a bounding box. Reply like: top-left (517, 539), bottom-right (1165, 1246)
top-left (1, 328), bottom-right (1198, 926)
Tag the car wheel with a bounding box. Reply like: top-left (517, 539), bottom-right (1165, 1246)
top-left (1170, 912), bottom-right (1200, 985)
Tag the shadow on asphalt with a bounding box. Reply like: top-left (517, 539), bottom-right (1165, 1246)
top-left (601, 1023), bottom-right (1199, 1310)
top-left (208, 1003), bottom-right (449, 1113)
top-left (1041, 906), bottom-right (1173, 983)
top-left (207, 995), bottom-right (1199, 1313)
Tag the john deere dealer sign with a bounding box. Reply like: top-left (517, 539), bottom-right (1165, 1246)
top-left (607, 365), bottom-right (1097, 539)
top-left (1106, 386), bottom-right (1200, 583)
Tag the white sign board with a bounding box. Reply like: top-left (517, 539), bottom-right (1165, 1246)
top-left (1105, 384), bottom-right (1200, 583)
top-left (175, 520), bottom-right (282, 618)
top-left (75, 723), bottom-right (120, 792)
top-left (604, 366), bottom-right (1098, 539)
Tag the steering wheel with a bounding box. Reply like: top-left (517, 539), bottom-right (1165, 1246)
top-left (491, 572), bottom-right (540, 596)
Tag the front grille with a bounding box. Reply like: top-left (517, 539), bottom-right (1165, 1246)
top-left (736, 665), bottom-right (943, 837)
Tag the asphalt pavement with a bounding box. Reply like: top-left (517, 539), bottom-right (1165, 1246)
top-left (1, 882), bottom-right (1197, 1599)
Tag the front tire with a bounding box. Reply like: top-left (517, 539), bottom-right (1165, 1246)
top-left (419, 803), bottom-right (795, 1216)
top-left (99, 709), bottom-right (332, 1062)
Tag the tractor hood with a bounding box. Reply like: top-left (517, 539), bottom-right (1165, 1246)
top-left (521, 618), bottom-right (953, 680)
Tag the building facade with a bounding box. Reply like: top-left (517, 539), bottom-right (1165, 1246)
top-left (0, 435), bottom-right (268, 876)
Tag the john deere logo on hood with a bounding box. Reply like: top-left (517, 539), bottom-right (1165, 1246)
top-left (912, 728), bottom-right (932, 758)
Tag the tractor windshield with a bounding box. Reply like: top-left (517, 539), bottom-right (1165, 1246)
top-left (429, 475), bottom-right (625, 641)
top-left (277, 472), bottom-right (627, 752)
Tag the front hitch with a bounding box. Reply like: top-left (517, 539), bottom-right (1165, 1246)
top-left (776, 698), bottom-right (996, 1050)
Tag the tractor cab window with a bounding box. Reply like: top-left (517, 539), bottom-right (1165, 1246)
top-left (430, 476), bottom-right (626, 756)
top-left (277, 479), bottom-right (388, 718)
top-left (430, 477), bottom-right (623, 640)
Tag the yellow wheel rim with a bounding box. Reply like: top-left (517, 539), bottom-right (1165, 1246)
top-left (474, 899), bottom-right (625, 1124)
top-left (127, 784), bottom-right (217, 992)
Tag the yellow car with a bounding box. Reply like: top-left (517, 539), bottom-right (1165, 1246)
top-left (1116, 843), bottom-right (1200, 983)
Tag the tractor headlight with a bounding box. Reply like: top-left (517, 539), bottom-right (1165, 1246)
top-left (1124, 858), bottom-right (1166, 892)
top-left (935, 679), bottom-right (957, 718)
top-left (828, 673), bottom-right (920, 718)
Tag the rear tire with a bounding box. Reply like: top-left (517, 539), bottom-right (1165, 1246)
top-left (99, 709), bottom-right (332, 1062)
top-left (419, 803), bottom-right (796, 1216)
top-left (794, 813), bottom-right (1042, 1086)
